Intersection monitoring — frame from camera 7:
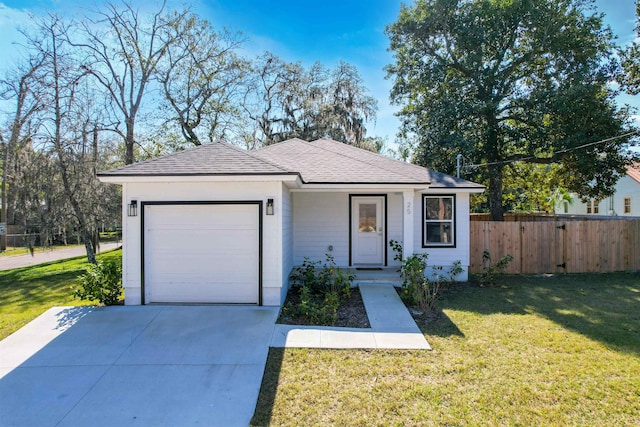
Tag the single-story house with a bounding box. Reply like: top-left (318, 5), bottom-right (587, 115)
top-left (98, 138), bottom-right (484, 306)
top-left (556, 163), bottom-right (640, 216)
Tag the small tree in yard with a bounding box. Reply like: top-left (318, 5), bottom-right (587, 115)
top-left (74, 260), bottom-right (122, 306)
top-left (391, 241), bottom-right (462, 313)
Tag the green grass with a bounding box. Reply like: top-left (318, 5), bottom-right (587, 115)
top-left (0, 249), bottom-right (122, 340)
top-left (252, 273), bottom-right (640, 426)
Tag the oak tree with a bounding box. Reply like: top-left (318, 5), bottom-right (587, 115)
top-left (387, 0), bottom-right (632, 220)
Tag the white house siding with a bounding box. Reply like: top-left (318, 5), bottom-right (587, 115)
top-left (292, 192), bottom-right (350, 265)
top-left (122, 180), bottom-right (284, 306)
top-left (386, 192), bottom-right (404, 267)
top-left (281, 184), bottom-right (294, 302)
top-left (413, 191), bottom-right (471, 281)
top-left (561, 176), bottom-right (640, 217)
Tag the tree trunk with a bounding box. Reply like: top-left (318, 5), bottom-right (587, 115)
top-left (486, 113), bottom-right (504, 221)
top-left (1, 139), bottom-right (7, 251)
top-left (488, 164), bottom-right (504, 221)
top-left (125, 118), bottom-right (135, 165)
top-left (57, 152), bottom-right (97, 264)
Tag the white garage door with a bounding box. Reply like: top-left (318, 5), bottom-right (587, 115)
top-left (144, 203), bottom-right (260, 304)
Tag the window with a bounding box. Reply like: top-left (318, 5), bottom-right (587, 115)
top-left (587, 199), bottom-right (599, 214)
top-left (359, 203), bottom-right (377, 232)
top-left (624, 197), bottom-right (631, 214)
top-left (423, 195), bottom-right (455, 247)
top-left (563, 201), bottom-right (569, 214)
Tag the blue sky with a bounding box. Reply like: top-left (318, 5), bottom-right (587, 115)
top-left (0, 0), bottom-right (637, 142)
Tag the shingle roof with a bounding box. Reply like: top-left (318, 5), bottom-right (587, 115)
top-left (253, 138), bottom-right (428, 184)
top-left (98, 141), bottom-right (294, 177)
top-left (626, 163), bottom-right (640, 184)
top-left (254, 138), bottom-right (482, 188)
top-left (98, 138), bottom-right (484, 189)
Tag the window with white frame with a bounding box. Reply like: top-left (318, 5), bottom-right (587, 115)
top-left (423, 195), bottom-right (455, 247)
top-left (624, 197), bottom-right (631, 214)
top-left (587, 199), bottom-right (599, 214)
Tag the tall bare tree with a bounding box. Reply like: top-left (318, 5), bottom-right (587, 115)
top-left (0, 52), bottom-right (46, 250)
top-left (157, 13), bottom-right (247, 147)
top-left (30, 15), bottom-right (110, 263)
top-left (72, 1), bottom-right (187, 164)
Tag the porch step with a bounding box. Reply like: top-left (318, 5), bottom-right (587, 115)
top-left (349, 267), bottom-right (402, 284)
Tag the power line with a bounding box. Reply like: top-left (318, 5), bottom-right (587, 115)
top-left (464, 130), bottom-right (639, 169)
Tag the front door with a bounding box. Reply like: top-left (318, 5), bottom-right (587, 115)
top-left (351, 196), bottom-right (385, 265)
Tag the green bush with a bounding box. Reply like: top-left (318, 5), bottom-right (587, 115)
top-left (478, 250), bottom-right (514, 285)
top-left (285, 254), bottom-right (355, 325)
top-left (290, 254), bottom-right (353, 299)
top-left (389, 239), bottom-right (403, 262)
top-left (396, 247), bottom-right (463, 313)
top-left (73, 260), bottom-right (122, 305)
top-left (294, 285), bottom-right (340, 325)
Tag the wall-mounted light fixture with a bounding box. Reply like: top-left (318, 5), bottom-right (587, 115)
top-left (128, 200), bottom-right (138, 217)
top-left (266, 198), bottom-right (274, 215)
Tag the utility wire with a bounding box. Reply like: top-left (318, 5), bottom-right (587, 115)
top-left (464, 130), bottom-right (639, 169)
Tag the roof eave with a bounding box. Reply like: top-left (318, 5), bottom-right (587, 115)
top-left (98, 172), bottom-right (301, 184)
top-left (290, 182), bottom-right (430, 192)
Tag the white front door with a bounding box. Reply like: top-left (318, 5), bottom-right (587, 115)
top-left (351, 196), bottom-right (385, 265)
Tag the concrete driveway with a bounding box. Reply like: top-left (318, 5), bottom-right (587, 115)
top-left (0, 305), bottom-right (278, 426)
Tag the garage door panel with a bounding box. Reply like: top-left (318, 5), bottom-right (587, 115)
top-left (151, 285), bottom-right (257, 304)
top-left (150, 205), bottom-right (256, 226)
top-left (147, 229), bottom-right (258, 253)
top-left (144, 204), bottom-right (260, 304)
top-left (149, 263), bottom-right (258, 279)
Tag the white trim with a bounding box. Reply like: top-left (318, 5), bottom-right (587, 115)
top-left (351, 196), bottom-right (385, 265)
top-left (417, 187), bottom-right (485, 194)
top-left (422, 195), bottom-right (456, 247)
top-left (402, 191), bottom-right (415, 258)
top-left (291, 185), bottom-right (429, 192)
top-left (98, 174), bottom-right (300, 184)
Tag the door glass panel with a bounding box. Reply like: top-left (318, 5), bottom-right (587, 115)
top-left (359, 203), bottom-right (377, 232)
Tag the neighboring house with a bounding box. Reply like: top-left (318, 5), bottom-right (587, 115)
top-left (98, 138), bottom-right (484, 306)
top-left (556, 163), bottom-right (640, 216)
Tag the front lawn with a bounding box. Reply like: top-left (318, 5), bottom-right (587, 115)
top-left (0, 249), bottom-right (122, 340)
top-left (252, 273), bottom-right (640, 426)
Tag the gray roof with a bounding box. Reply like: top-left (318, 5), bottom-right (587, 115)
top-left (99, 138), bottom-right (484, 189)
top-left (98, 141), bottom-right (294, 177)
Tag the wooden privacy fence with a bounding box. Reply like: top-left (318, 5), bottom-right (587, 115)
top-left (469, 220), bottom-right (640, 274)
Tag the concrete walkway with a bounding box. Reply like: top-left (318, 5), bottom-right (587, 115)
top-left (270, 284), bottom-right (431, 350)
top-left (0, 242), bottom-right (121, 270)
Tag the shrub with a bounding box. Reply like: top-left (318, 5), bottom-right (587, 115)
top-left (286, 254), bottom-right (355, 325)
top-left (395, 246), bottom-right (463, 313)
top-left (389, 239), bottom-right (403, 262)
top-left (290, 254), bottom-right (353, 299)
top-left (73, 260), bottom-right (122, 305)
top-left (478, 250), bottom-right (514, 285)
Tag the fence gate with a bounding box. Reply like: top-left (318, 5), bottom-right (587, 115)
top-left (520, 222), bottom-right (566, 274)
